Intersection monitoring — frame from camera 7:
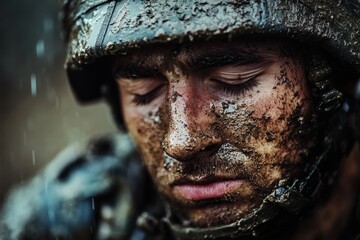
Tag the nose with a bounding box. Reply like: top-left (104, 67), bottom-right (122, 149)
top-left (162, 79), bottom-right (221, 161)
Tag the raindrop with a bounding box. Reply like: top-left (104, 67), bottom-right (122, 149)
top-left (92, 197), bottom-right (95, 210)
top-left (355, 78), bottom-right (360, 99)
top-left (32, 150), bottom-right (36, 165)
top-left (36, 40), bottom-right (45, 58)
top-left (31, 74), bottom-right (37, 96)
top-left (101, 206), bottom-right (113, 219)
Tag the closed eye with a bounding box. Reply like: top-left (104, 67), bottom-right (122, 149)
top-left (132, 84), bottom-right (166, 106)
top-left (215, 67), bottom-right (264, 84)
top-left (205, 64), bottom-right (266, 96)
top-left (210, 78), bottom-right (259, 96)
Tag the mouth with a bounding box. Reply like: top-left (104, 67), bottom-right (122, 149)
top-left (172, 178), bottom-right (246, 201)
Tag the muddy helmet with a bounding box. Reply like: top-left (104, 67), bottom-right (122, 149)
top-left (63, 0), bottom-right (360, 101)
top-left (62, 1), bottom-right (360, 239)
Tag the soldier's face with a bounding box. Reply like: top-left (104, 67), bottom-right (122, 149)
top-left (115, 39), bottom-right (313, 227)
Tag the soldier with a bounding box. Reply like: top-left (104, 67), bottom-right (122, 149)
top-left (1, 1), bottom-right (360, 239)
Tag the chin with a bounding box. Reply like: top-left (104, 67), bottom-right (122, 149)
top-left (172, 199), bottom-right (260, 227)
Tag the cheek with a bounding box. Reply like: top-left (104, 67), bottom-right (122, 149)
top-left (120, 89), bottom-right (162, 164)
top-left (250, 60), bottom-right (311, 121)
top-left (251, 61), bottom-right (311, 141)
top-left (127, 119), bottom-right (166, 190)
top-left (121, 100), bottom-right (172, 193)
top-left (219, 61), bottom-right (312, 183)
top-left (124, 111), bottom-right (162, 160)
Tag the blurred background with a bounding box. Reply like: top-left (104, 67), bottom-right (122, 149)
top-left (0, 1), bottom-right (117, 204)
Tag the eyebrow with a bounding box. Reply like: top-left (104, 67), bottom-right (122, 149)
top-left (186, 49), bottom-right (268, 71)
top-left (113, 48), bottom-right (273, 80)
top-left (113, 65), bottom-right (162, 80)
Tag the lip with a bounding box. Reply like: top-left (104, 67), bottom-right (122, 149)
top-left (173, 179), bottom-right (244, 201)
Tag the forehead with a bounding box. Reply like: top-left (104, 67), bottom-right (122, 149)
top-left (114, 39), bottom-right (284, 68)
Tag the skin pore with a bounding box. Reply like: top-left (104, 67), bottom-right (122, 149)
top-left (114, 39), bottom-right (315, 227)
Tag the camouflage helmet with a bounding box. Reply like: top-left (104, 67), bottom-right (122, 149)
top-left (62, 0), bottom-right (360, 103)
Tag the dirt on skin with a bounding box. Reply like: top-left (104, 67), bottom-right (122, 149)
top-left (117, 40), bottom-right (324, 227)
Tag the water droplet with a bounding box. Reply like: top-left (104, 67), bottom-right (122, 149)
top-left (36, 40), bottom-right (45, 57)
top-left (355, 78), bottom-right (360, 99)
top-left (44, 177), bottom-right (48, 193)
top-left (32, 149), bottom-right (36, 165)
top-left (31, 74), bottom-right (37, 96)
top-left (92, 197), bottom-right (95, 210)
top-left (342, 102), bottom-right (350, 112)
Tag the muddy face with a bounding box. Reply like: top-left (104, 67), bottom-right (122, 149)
top-left (114, 39), bottom-right (314, 227)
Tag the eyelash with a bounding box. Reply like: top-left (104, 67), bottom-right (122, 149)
top-left (130, 73), bottom-right (259, 106)
top-left (213, 78), bottom-right (259, 96)
top-left (132, 78), bottom-right (258, 105)
top-left (132, 86), bottom-right (164, 106)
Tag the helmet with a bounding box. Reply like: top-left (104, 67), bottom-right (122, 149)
top-left (62, 1), bottom-right (360, 239)
top-left (62, 0), bottom-right (360, 103)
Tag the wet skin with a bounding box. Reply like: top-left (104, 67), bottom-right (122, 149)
top-left (114, 40), bottom-right (314, 227)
